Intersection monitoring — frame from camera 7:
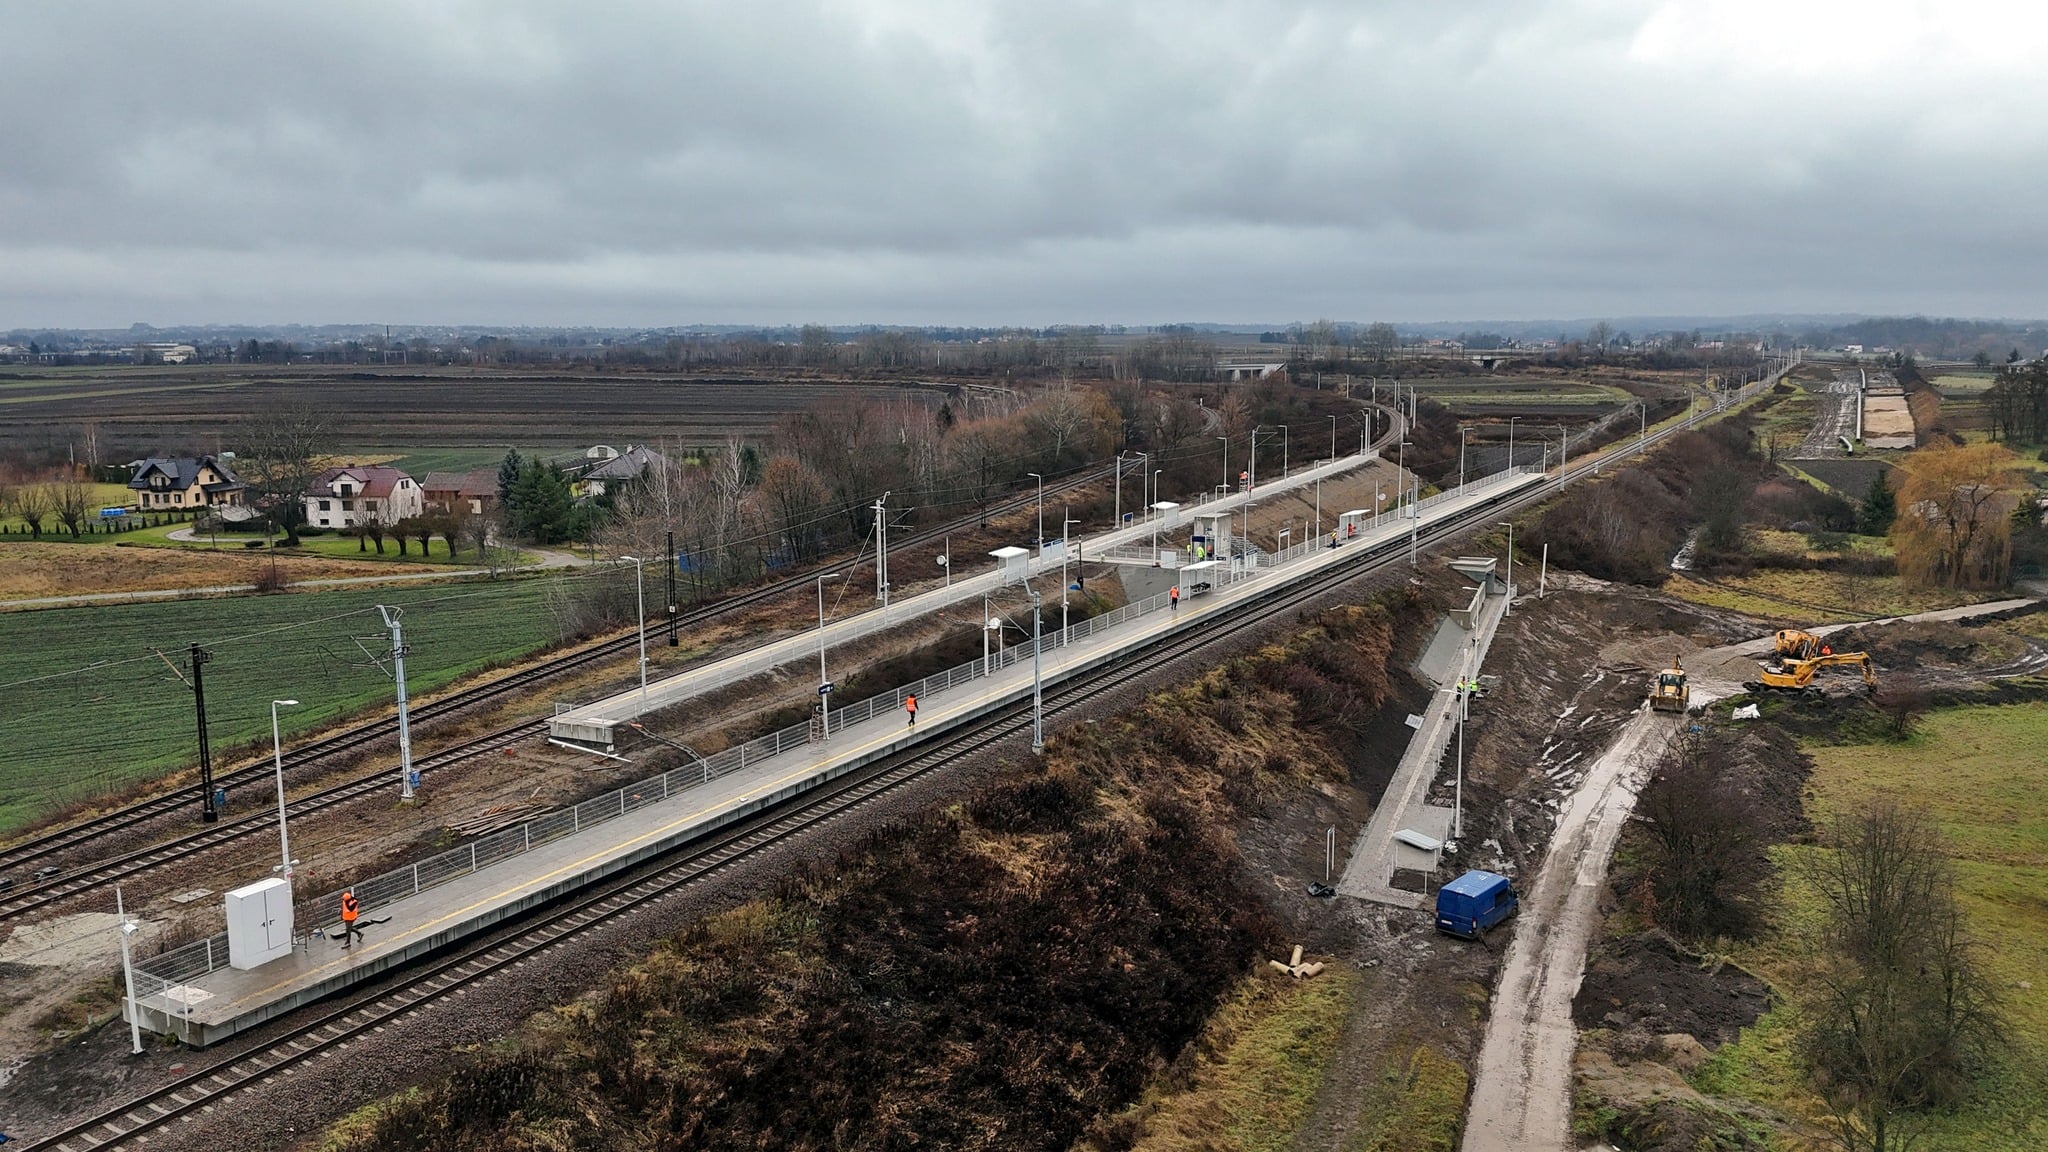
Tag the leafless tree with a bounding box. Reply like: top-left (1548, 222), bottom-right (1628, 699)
top-left (1632, 731), bottom-right (1769, 940)
top-left (53, 474), bottom-right (94, 538)
top-left (1797, 801), bottom-right (1999, 1152)
top-left (239, 402), bottom-right (335, 544)
top-left (1872, 674), bottom-right (1929, 741)
top-left (13, 481), bottom-right (52, 538)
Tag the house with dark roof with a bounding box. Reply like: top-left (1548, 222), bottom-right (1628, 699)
top-left (578, 445), bottom-right (668, 498)
top-left (127, 455), bottom-right (246, 510)
top-left (303, 465), bottom-right (424, 529)
top-left (422, 468), bottom-right (500, 516)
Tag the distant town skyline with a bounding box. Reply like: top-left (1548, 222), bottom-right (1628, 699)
top-left (3, 1), bottom-right (2044, 328)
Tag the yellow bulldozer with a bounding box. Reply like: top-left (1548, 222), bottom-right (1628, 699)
top-left (1647, 658), bottom-right (1690, 713)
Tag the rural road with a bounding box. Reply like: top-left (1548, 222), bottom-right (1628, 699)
top-left (1458, 598), bottom-right (2038, 1151)
top-left (1460, 705), bottom-right (1670, 1152)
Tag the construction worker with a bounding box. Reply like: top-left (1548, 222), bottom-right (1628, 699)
top-left (339, 889), bottom-right (363, 948)
top-left (905, 693), bottom-right (917, 728)
top-left (1347, 522), bottom-right (1357, 538)
top-left (1170, 585), bottom-right (1180, 611)
top-left (1821, 644), bottom-right (1833, 657)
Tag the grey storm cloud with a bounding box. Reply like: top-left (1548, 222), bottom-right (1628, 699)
top-left (2, 0), bottom-right (2045, 327)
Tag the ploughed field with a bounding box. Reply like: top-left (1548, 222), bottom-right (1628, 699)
top-left (0, 369), bottom-right (940, 454)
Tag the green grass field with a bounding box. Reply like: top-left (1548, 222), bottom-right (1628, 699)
top-left (1699, 702), bottom-right (2048, 1149)
top-left (346, 446), bottom-right (530, 476)
top-left (0, 573), bottom-right (598, 833)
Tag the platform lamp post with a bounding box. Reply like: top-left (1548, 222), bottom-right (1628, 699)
top-left (1217, 436), bottom-right (1229, 496)
top-left (270, 698), bottom-right (299, 880)
top-left (816, 571), bottom-right (839, 734)
top-left (1330, 414), bottom-right (1338, 461)
top-left (1558, 422), bottom-right (1568, 471)
top-left (1062, 516), bottom-right (1081, 640)
top-left (1507, 416), bottom-right (1518, 473)
top-left (617, 555), bottom-right (647, 703)
top-left (1028, 582), bottom-right (1044, 754)
top-left (1279, 424), bottom-right (1289, 477)
top-left (1027, 472), bottom-right (1044, 551)
top-left (1459, 427), bottom-right (1468, 491)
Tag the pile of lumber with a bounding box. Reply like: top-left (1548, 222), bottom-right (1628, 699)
top-left (444, 801), bottom-right (551, 838)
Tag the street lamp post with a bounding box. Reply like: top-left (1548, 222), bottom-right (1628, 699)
top-left (1330, 414), bottom-right (1339, 461)
top-left (1558, 422), bottom-right (1568, 471)
top-left (1454, 640), bottom-right (1472, 840)
top-left (1114, 452), bottom-right (1123, 526)
top-left (1508, 416), bottom-right (1518, 472)
top-left (1460, 427), bottom-right (1468, 491)
top-left (270, 698), bottom-right (299, 879)
top-left (1217, 436), bottom-right (1229, 496)
top-left (1279, 425), bottom-right (1289, 477)
top-left (983, 592), bottom-right (996, 676)
top-left (618, 556), bottom-right (647, 702)
top-left (816, 571), bottom-right (838, 734)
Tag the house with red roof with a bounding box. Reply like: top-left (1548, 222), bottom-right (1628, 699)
top-left (303, 464), bottom-right (424, 530)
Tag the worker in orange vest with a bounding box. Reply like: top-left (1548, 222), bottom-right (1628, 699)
top-left (1170, 585), bottom-right (1180, 611)
top-left (905, 694), bottom-right (917, 728)
top-left (339, 889), bottom-right (363, 948)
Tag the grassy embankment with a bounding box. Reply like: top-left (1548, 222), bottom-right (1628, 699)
top-left (1693, 700), bottom-right (2048, 1149)
top-left (0, 576), bottom-right (568, 834)
top-left (321, 600), bottom-right (1418, 1151)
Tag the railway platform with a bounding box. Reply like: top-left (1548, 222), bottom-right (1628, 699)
top-left (547, 447), bottom-right (1388, 749)
top-left (125, 465), bottom-right (1540, 1046)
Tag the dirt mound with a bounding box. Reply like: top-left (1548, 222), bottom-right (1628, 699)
top-left (1573, 930), bottom-right (1770, 1046)
top-left (1711, 721), bottom-right (1813, 844)
top-left (1826, 620), bottom-right (2027, 673)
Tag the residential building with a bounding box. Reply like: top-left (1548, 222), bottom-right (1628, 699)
top-left (578, 445), bottom-right (668, 498)
top-left (422, 469), bottom-right (500, 516)
top-left (304, 464), bottom-right (425, 530)
top-left (128, 455), bottom-right (246, 510)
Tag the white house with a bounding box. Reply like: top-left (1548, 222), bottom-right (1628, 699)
top-left (304, 465), bottom-right (425, 529)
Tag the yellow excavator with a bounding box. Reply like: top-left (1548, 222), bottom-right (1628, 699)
top-left (1648, 657), bottom-right (1690, 713)
top-left (1746, 650), bottom-right (1879, 694)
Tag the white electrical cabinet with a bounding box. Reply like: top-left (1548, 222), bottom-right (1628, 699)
top-left (225, 876), bottom-right (294, 970)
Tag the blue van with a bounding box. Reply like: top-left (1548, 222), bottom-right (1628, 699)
top-left (1435, 870), bottom-right (1518, 939)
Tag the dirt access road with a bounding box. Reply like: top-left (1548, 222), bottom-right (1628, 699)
top-left (1458, 598), bottom-right (2038, 1151)
top-left (1459, 705), bottom-right (1674, 1152)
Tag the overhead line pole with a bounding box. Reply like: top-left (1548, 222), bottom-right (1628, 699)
top-left (376, 605), bottom-right (416, 800)
top-left (189, 644), bottom-right (216, 823)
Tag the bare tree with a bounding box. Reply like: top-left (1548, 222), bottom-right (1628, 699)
top-left (53, 474), bottom-right (93, 538)
top-left (1632, 731), bottom-right (1768, 940)
top-left (13, 482), bottom-right (52, 538)
top-left (1797, 801), bottom-right (1999, 1152)
top-left (239, 402), bottom-right (335, 545)
top-left (1871, 674), bottom-right (1929, 741)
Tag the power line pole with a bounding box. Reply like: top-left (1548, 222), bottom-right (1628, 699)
top-left (873, 494), bottom-right (890, 607)
top-left (665, 529), bottom-right (679, 647)
top-left (376, 605), bottom-right (416, 800)
top-left (189, 644), bottom-right (216, 823)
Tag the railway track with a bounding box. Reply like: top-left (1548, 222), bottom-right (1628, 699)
top-left (23, 413), bottom-right (1491, 1152)
top-left (0, 461), bottom-right (1116, 906)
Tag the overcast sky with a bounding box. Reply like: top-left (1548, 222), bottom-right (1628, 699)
top-left (3, 0), bottom-right (2044, 329)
